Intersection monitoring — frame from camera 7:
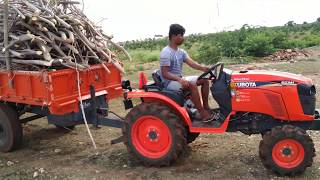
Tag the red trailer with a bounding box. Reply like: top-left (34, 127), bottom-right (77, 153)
top-left (0, 63), bottom-right (122, 115)
top-left (0, 62), bottom-right (124, 152)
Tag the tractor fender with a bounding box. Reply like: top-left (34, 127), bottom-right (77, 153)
top-left (126, 91), bottom-right (192, 126)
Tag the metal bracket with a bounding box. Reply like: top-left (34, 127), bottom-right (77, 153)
top-left (123, 99), bottom-right (133, 110)
top-left (111, 135), bottom-right (125, 145)
top-left (315, 109), bottom-right (320, 120)
top-left (90, 85), bottom-right (99, 128)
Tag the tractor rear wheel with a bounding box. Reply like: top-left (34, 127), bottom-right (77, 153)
top-left (122, 103), bottom-right (187, 166)
top-left (0, 104), bottom-right (22, 152)
top-left (259, 125), bottom-right (315, 176)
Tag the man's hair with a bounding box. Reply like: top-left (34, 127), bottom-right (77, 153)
top-left (169, 24), bottom-right (185, 40)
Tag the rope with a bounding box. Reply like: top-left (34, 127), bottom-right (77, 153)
top-left (74, 54), bottom-right (97, 149)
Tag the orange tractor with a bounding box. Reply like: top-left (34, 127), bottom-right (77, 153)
top-left (120, 63), bottom-right (319, 176)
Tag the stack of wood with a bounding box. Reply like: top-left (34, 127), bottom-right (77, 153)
top-left (0, 0), bottom-right (130, 73)
top-left (264, 49), bottom-right (309, 62)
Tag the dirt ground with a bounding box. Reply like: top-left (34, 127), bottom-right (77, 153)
top-left (1, 47), bottom-right (320, 180)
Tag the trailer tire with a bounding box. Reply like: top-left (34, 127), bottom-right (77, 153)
top-left (0, 104), bottom-right (22, 152)
top-left (259, 125), bottom-right (315, 176)
top-left (123, 103), bottom-right (187, 166)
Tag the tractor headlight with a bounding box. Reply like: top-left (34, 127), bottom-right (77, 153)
top-left (298, 84), bottom-right (316, 96)
top-left (310, 85), bottom-right (316, 95)
top-left (297, 84), bottom-right (316, 115)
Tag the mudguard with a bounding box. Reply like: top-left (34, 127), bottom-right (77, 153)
top-left (126, 90), bottom-right (236, 133)
top-left (126, 90), bottom-right (192, 126)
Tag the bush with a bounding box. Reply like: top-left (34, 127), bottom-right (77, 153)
top-left (271, 31), bottom-right (287, 49)
top-left (244, 33), bottom-right (275, 57)
top-left (196, 44), bottom-right (222, 64)
top-left (215, 32), bottom-right (243, 57)
top-left (282, 39), bottom-right (307, 49)
top-left (303, 35), bottom-right (320, 47)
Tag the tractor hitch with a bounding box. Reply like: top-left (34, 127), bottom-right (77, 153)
top-left (111, 135), bottom-right (125, 145)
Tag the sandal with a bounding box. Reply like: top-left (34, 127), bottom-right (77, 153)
top-left (203, 113), bottom-right (220, 123)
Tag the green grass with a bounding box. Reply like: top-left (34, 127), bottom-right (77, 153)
top-left (123, 50), bottom-right (160, 75)
top-left (129, 50), bottom-right (160, 63)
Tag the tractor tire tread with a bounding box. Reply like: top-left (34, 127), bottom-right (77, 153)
top-left (259, 125), bottom-right (315, 176)
top-left (122, 102), bottom-right (187, 167)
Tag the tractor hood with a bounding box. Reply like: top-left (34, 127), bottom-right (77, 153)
top-left (231, 70), bottom-right (313, 85)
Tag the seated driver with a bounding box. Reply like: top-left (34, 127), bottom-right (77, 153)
top-left (160, 24), bottom-right (215, 122)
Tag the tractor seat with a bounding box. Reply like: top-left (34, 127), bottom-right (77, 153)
top-left (158, 90), bottom-right (184, 106)
top-left (151, 69), bottom-right (164, 89)
top-left (141, 70), bottom-right (190, 106)
top-left (150, 69), bottom-right (190, 95)
top-left (151, 70), bottom-right (190, 106)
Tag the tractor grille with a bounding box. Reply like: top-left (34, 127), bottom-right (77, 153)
top-left (297, 84), bottom-right (316, 115)
top-left (265, 93), bottom-right (286, 118)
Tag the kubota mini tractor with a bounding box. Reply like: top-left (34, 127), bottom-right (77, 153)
top-left (121, 62), bottom-right (320, 176)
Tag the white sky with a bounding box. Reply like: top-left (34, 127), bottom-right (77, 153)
top-left (83, 0), bottom-right (320, 42)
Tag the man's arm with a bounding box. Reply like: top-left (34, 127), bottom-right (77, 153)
top-left (161, 66), bottom-right (181, 81)
top-left (185, 57), bottom-right (209, 72)
top-left (161, 66), bottom-right (189, 88)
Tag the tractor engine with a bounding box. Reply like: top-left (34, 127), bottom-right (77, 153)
top-left (230, 70), bottom-right (316, 121)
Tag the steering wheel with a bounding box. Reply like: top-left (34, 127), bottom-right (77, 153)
top-left (198, 62), bottom-right (224, 81)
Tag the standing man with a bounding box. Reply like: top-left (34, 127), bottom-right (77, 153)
top-left (160, 24), bottom-right (214, 121)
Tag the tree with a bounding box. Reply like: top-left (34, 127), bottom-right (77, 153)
top-left (285, 21), bottom-right (295, 27)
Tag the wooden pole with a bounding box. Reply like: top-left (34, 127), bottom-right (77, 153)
top-left (3, 0), bottom-right (13, 88)
top-left (3, 0), bottom-right (10, 70)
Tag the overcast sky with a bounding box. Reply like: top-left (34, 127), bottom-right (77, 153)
top-left (83, 0), bottom-right (320, 42)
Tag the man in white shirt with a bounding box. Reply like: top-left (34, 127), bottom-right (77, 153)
top-left (160, 24), bottom-right (214, 122)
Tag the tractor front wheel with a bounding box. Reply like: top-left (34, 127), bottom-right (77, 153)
top-left (259, 125), bottom-right (315, 176)
top-left (123, 103), bottom-right (187, 166)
